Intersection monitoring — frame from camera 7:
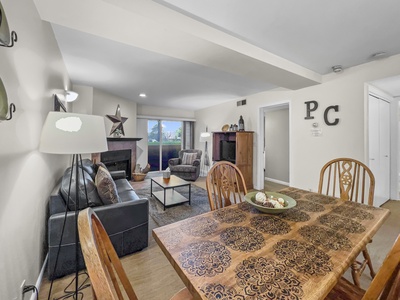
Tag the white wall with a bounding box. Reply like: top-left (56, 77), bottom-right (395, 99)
top-left (0, 0), bottom-right (70, 298)
top-left (93, 88), bottom-right (137, 137)
top-left (137, 104), bottom-right (195, 120)
top-left (265, 108), bottom-right (289, 183)
top-left (195, 54), bottom-right (400, 194)
top-left (136, 118), bottom-right (148, 168)
top-left (71, 85), bottom-right (94, 115)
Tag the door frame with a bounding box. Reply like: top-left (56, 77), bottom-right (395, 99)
top-left (365, 84), bottom-right (399, 201)
top-left (257, 100), bottom-right (291, 190)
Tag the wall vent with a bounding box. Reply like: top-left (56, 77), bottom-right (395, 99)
top-left (237, 99), bottom-right (246, 106)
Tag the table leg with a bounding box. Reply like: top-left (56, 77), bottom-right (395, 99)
top-left (151, 179), bottom-right (153, 197)
top-left (189, 184), bottom-right (191, 205)
top-left (164, 188), bottom-right (166, 211)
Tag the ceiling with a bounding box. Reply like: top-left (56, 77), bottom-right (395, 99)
top-left (33, 0), bottom-right (400, 110)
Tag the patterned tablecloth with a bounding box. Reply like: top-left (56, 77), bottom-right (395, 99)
top-left (152, 187), bottom-right (390, 300)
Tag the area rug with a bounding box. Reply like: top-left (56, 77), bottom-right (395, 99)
top-left (133, 178), bottom-right (210, 227)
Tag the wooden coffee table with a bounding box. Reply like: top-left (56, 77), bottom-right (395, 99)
top-left (150, 175), bottom-right (191, 210)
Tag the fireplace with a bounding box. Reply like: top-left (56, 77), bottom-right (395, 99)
top-left (92, 137), bottom-right (142, 181)
top-left (101, 149), bottom-right (131, 180)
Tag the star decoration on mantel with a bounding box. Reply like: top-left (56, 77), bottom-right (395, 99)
top-left (106, 104), bottom-right (128, 136)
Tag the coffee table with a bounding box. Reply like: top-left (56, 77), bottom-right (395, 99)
top-left (150, 175), bottom-right (191, 210)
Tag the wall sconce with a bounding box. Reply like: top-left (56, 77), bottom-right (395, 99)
top-left (0, 77), bottom-right (16, 121)
top-left (0, 2), bottom-right (18, 48)
top-left (55, 90), bottom-right (79, 102)
top-left (54, 90), bottom-right (79, 112)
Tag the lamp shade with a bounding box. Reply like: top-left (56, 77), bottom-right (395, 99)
top-left (199, 132), bottom-right (211, 143)
top-left (39, 112), bottom-right (108, 154)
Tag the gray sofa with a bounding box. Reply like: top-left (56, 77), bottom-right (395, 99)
top-left (168, 149), bottom-right (202, 181)
top-left (47, 159), bottom-right (148, 279)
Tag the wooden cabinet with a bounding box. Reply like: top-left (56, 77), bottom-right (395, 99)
top-left (212, 131), bottom-right (254, 189)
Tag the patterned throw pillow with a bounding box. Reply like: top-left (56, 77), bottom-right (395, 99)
top-left (95, 166), bottom-right (120, 205)
top-left (182, 152), bottom-right (198, 165)
top-left (95, 162), bottom-right (108, 172)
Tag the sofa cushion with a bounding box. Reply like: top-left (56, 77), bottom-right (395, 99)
top-left (169, 165), bottom-right (197, 173)
top-left (114, 179), bottom-right (134, 193)
top-left (182, 152), bottom-right (197, 165)
top-left (80, 159), bottom-right (97, 180)
top-left (119, 190), bottom-right (140, 202)
top-left (95, 166), bottom-right (121, 205)
top-left (61, 167), bottom-right (103, 210)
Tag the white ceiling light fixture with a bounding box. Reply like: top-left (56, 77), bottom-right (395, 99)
top-left (139, 93), bottom-right (147, 98)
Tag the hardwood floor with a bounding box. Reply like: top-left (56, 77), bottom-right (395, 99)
top-left (39, 178), bottom-right (399, 299)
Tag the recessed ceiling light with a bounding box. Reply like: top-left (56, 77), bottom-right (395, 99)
top-left (139, 93), bottom-right (147, 98)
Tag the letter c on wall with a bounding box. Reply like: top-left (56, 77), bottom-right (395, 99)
top-left (324, 105), bottom-right (339, 126)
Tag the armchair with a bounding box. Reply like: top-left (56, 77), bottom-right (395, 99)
top-left (168, 149), bottom-right (202, 181)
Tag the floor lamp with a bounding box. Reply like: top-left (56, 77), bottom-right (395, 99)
top-left (200, 130), bottom-right (211, 176)
top-left (40, 112), bottom-right (108, 299)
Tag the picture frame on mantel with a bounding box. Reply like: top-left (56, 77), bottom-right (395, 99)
top-left (54, 94), bottom-right (66, 112)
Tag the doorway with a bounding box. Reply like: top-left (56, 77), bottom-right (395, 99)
top-left (257, 102), bottom-right (290, 190)
top-left (368, 93), bottom-right (391, 206)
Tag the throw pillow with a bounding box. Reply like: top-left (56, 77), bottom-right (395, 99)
top-left (61, 167), bottom-right (103, 210)
top-left (95, 162), bottom-right (108, 172)
top-left (95, 166), bottom-right (120, 205)
top-left (182, 152), bottom-right (198, 165)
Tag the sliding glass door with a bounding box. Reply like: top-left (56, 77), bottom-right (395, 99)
top-left (148, 120), bottom-right (182, 171)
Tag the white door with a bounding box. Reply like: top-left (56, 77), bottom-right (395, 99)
top-left (368, 95), bottom-right (390, 207)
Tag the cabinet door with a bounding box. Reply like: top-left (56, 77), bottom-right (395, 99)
top-left (236, 132), bottom-right (253, 189)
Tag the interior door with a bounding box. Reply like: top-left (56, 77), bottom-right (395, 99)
top-left (368, 95), bottom-right (390, 207)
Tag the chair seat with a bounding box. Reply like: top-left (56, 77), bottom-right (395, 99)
top-left (325, 277), bottom-right (365, 300)
top-left (171, 288), bottom-right (193, 300)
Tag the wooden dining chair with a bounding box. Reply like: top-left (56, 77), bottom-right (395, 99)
top-left (318, 157), bottom-right (376, 287)
top-left (326, 234), bottom-right (400, 300)
top-left (78, 208), bottom-right (193, 300)
top-left (206, 161), bottom-right (248, 211)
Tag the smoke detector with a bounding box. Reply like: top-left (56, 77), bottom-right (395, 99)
top-left (332, 65), bottom-right (343, 73)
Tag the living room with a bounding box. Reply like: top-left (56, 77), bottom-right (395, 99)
top-left (1, 0), bottom-right (400, 299)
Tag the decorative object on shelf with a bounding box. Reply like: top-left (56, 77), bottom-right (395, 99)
top-left (106, 104), bottom-right (127, 136)
top-left (0, 77), bottom-right (16, 121)
top-left (113, 128), bottom-right (122, 137)
top-left (238, 115), bottom-right (245, 131)
top-left (54, 94), bottom-right (66, 112)
top-left (0, 1), bottom-right (18, 48)
top-left (39, 112), bottom-right (108, 299)
top-left (221, 124), bottom-right (229, 132)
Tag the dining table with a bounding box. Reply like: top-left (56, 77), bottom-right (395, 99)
top-left (152, 187), bottom-right (390, 300)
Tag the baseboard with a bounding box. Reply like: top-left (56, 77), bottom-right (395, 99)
top-left (265, 177), bottom-right (289, 186)
top-left (30, 254), bottom-right (47, 300)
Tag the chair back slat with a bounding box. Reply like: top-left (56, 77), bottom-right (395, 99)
top-left (362, 234), bottom-right (400, 299)
top-left (206, 161), bottom-right (248, 211)
top-left (318, 158), bottom-right (375, 206)
top-left (78, 208), bottom-right (139, 300)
